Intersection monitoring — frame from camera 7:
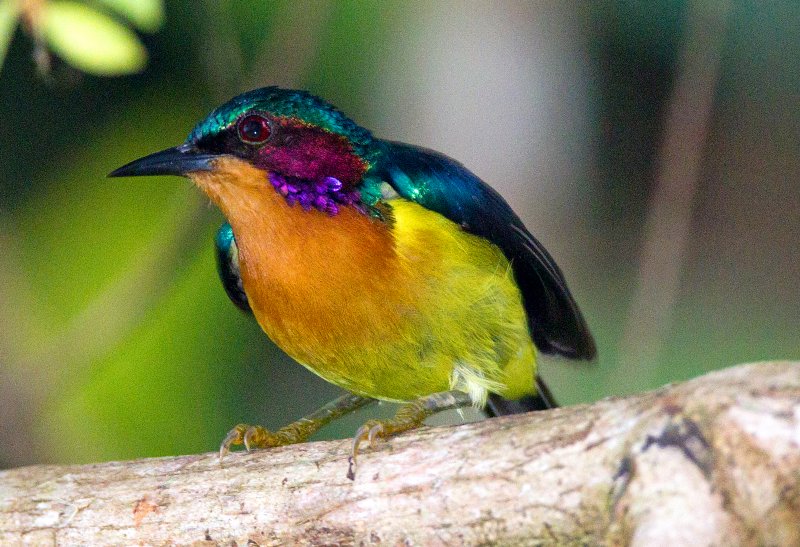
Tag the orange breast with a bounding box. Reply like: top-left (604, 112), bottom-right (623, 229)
top-left (191, 158), bottom-right (407, 373)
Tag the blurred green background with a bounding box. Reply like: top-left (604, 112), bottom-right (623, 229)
top-left (0, 0), bottom-right (797, 468)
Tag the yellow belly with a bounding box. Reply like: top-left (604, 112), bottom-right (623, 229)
top-left (193, 159), bottom-right (536, 404)
top-left (351, 198), bottom-right (537, 403)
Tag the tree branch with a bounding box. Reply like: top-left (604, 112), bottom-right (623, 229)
top-left (1, 361), bottom-right (799, 545)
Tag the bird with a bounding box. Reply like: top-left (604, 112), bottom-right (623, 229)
top-left (110, 87), bottom-right (596, 472)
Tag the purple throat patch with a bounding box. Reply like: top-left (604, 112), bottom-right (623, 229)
top-left (268, 173), bottom-right (363, 216)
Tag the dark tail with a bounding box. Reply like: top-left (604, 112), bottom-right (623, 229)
top-left (485, 376), bottom-right (558, 417)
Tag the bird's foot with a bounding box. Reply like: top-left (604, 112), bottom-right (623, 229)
top-left (219, 421), bottom-right (314, 460)
top-left (351, 417), bottom-right (421, 462)
top-left (218, 394), bottom-right (375, 462)
top-left (348, 405), bottom-right (428, 479)
top-left (347, 391), bottom-right (474, 479)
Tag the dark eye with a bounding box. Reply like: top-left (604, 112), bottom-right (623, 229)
top-left (237, 114), bottom-right (271, 144)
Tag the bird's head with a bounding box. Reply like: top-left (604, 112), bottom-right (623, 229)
top-left (110, 87), bottom-right (381, 215)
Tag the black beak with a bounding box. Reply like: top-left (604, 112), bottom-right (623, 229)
top-left (108, 144), bottom-right (218, 178)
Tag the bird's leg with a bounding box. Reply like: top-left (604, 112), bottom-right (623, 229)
top-left (349, 390), bottom-right (473, 478)
top-left (220, 392), bottom-right (374, 460)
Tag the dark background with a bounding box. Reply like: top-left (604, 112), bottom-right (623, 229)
top-left (1, 0), bottom-right (797, 467)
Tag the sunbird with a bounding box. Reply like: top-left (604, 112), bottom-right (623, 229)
top-left (110, 87), bottom-right (596, 469)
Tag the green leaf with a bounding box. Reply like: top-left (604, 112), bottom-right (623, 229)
top-left (42, 1), bottom-right (147, 75)
top-left (0, 0), bottom-right (21, 74)
top-left (93, 0), bottom-right (164, 33)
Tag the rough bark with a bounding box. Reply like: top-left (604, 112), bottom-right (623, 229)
top-left (1, 361), bottom-right (798, 546)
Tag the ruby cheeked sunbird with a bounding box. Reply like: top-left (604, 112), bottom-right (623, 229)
top-left (110, 87), bottom-right (596, 467)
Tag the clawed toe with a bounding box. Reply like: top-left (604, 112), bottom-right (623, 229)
top-left (219, 424), bottom-right (248, 461)
top-left (219, 423), bottom-right (276, 461)
top-left (350, 420), bottom-right (391, 475)
top-left (367, 423), bottom-right (385, 446)
top-left (243, 425), bottom-right (261, 451)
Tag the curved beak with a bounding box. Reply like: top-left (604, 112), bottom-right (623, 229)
top-left (108, 144), bottom-right (218, 178)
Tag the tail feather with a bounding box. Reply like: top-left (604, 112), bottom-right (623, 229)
top-left (485, 376), bottom-right (558, 417)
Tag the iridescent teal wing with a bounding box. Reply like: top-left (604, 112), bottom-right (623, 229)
top-left (215, 222), bottom-right (251, 312)
top-left (375, 140), bottom-right (596, 360)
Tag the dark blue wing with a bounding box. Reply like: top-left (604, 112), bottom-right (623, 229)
top-left (215, 222), bottom-right (251, 313)
top-left (376, 140), bottom-right (596, 360)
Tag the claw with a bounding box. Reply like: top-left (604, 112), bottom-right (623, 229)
top-left (219, 424), bottom-right (247, 462)
top-left (368, 423), bottom-right (384, 447)
top-left (350, 423), bottom-right (372, 469)
top-left (244, 426), bottom-right (259, 452)
top-left (350, 421), bottom-right (388, 475)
